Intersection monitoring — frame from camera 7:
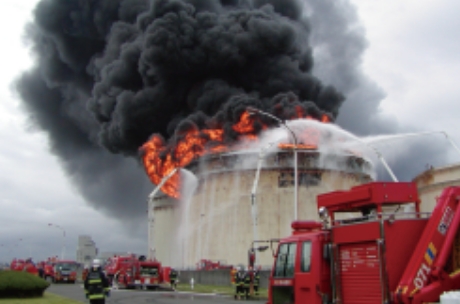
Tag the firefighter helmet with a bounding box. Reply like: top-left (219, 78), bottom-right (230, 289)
top-left (91, 259), bottom-right (102, 271)
top-left (92, 259), bottom-right (101, 267)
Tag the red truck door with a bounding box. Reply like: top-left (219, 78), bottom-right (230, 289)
top-left (294, 238), bottom-right (322, 304)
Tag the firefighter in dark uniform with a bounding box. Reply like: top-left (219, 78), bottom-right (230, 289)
top-left (84, 259), bottom-right (110, 304)
top-left (234, 267), bottom-right (245, 300)
top-left (253, 267), bottom-right (261, 296)
top-left (243, 268), bottom-right (251, 300)
top-left (169, 268), bottom-right (178, 290)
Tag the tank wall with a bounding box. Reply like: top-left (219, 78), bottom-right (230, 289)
top-left (181, 169), bottom-right (371, 268)
top-left (151, 151), bottom-right (373, 269)
top-left (150, 198), bottom-right (182, 266)
top-left (414, 164), bottom-right (460, 212)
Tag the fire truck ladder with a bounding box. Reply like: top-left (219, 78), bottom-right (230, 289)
top-left (396, 186), bottom-right (460, 304)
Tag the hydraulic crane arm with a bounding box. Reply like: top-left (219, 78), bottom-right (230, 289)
top-left (396, 186), bottom-right (460, 303)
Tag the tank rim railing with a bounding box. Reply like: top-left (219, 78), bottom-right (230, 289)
top-left (187, 150), bottom-right (374, 176)
top-left (331, 211), bottom-right (432, 226)
top-left (196, 165), bottom-right (373, 179)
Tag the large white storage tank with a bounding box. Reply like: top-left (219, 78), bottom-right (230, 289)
top-left (148, 149), bottom-right (373, 268)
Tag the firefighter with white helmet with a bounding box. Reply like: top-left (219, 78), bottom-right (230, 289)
top-left (169, 268), bottom-right (178, 290)
top-left (243, 267), bottom-right (251, 299)
top-left (253, 266), bottom-right (261, 296)
top-left (84, 259), bottom-right (110, 304)
top-left (234, 266), bottom-right (246, 300)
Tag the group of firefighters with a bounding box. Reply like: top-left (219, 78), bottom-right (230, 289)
top-left (232, 266), bottom-right (261, 300)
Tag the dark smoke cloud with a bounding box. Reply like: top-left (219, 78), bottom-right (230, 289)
top-left (15, 0), bottom-right (442, 222)
top-left (16, 0), bottom-right (347, 220)
top-left (88, 0), bottom-right (344, 154)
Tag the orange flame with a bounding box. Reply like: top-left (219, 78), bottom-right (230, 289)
top-left (142, 111), bottom-right (260, 198)
top-left (141, 110), bottom-right (331, 198)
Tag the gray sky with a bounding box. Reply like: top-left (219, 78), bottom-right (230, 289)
top-left (1, 0), bottom-right (459, 263)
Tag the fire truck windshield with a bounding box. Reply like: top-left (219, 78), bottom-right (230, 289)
top-left (274, 243), bottom-right (297, 278)
top-left (56, 263), bottom-right (77, 271)
top-left (140, 266), bottom-right (158, 277)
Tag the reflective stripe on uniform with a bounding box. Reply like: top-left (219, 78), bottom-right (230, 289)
top-left (88, 294), bottom-right (105, 299)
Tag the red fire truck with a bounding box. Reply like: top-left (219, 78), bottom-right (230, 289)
top-left (196, 259), bottom-right (233, 270)
top-left (42, 261), bottom-right (55, 281)
top-left (106, 255), bottom-right (171, 290)
top-left (268, 182), bottom-right (460, 304)
top-left (10, 259), bottom-right (38, 276)
top-left (51, 260), bottom-right (78, 283)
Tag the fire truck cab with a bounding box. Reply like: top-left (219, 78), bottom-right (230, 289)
top-left (108, 255), bottom-right (171, 290)
top-left (52, 260), bottom-right (78, 283)
top-left (269, 182), bottom-right (460, 304)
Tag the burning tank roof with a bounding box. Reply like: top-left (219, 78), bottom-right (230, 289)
top-left (186, 148), bottom-right (374, 177)
top-left (150, 148), bottom-right (373, 201)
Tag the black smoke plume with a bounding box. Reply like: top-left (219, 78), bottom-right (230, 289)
top-left (15, 0), bottom-right (444, 223)
top-left (15, 0), bottom-right (347, 219)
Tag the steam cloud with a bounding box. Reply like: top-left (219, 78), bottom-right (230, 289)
top-left (15, 0), bottom-right (446, 221)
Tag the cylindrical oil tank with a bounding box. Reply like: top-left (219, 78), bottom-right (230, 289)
top-left (149, 149), bottom-right (373, 268)
top-left (412, 163), bottom-right (460, 212)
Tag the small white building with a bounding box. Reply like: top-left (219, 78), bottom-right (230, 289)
top-left (76, 235), bottom-right (98, 266)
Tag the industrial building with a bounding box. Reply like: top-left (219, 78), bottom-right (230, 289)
top-left (413, 163), bottom-right (460, 211)
top-left (76, 235), bottom-right (98, 267)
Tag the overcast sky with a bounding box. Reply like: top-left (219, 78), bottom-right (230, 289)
top-left (1, 0), bottom-right (459, 264)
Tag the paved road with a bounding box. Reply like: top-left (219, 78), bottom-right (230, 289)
top-left (48, 283), bottom-right (266, 304)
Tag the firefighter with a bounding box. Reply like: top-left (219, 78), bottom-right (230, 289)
top-left (169, 268), bottom-right (178, 290)
top-left (84, 259), bottom-right (110, 304)
top-left (253, 267), bottom-right (261, 296)
top-left (243, 267), bottom-right (251, 300)
top-left (234, 266), bottom-right (245, 300)
top-left (230, 267), bottom-right (237, 285)
top-left (38, 262), bottom-right (45, 279)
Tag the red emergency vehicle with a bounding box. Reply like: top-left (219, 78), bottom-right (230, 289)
top-left (41, 261), bottom-right (55, 281)
top-left (268, 182), bottom-right (460, 304)
top-left (106, 254), bottom-right (171, 290)
top-left (50, 260), bottom-right (78, 283)
top-left (196, 259), bottom-right (233, 270)
top-left (10, 258), bottom-right (39, 276)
